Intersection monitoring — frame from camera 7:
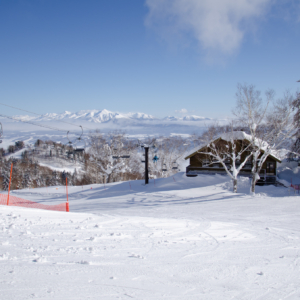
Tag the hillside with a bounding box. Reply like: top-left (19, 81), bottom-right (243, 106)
top-left (0, 173), bottom-right (299, 299)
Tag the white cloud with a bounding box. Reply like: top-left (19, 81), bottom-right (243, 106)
top-left (176, 108), bottom-right (188, 114)
top-left (145, 0), bottom-right (271, 54)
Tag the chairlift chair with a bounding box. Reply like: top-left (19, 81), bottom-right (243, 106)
top-left (162, 163), bottom-right (168, 172)
top-left (153, 155), bottom-right (159, 163)
top-left (172, 162), bottom-right (178, 170)
top-left (66, 126), bottom-right (83, 148)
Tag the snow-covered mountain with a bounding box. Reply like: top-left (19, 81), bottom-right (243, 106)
top-left (183, 115), bottom-right (209, 121)
top-left (17, 109), bottom-right (157, 123)
top-left (15, 109), bottom-right (209, 124)
top-left (2, 109), bottom-right (219, 136)
top-left (163, 115), bottom-right (210, 121)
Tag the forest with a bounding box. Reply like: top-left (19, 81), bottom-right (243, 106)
top-left (0, 132), bottom-right (194, 190)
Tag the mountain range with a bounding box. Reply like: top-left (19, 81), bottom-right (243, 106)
top-left (16, 109), bottom-right (211, 123)
top-left (0, 109), bottom-right (219, 137)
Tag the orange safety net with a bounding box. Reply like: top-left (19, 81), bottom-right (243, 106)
top-left (291, 183), bottom-right (300, 190)
top-left (0, 194), bottom-right (68, 212)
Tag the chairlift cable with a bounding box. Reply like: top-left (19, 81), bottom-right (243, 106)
top-left (0, 113), bottom-right (67, 133)
top-left (66, 126), bottom-right (85, 148)
top-left (0, 113), bottom-right (86, 144)
top-left (0, 102), bottom-right (96, 131)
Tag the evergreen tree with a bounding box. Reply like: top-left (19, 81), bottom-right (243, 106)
top-left (2, 161), bottom-right (11, 191)
top-left (50, 171), bottom-right (60, 186)
top-left (22, 172), bottom-right (32, 189)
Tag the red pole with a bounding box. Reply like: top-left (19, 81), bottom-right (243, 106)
top-left (7, 163), bottom-right (13, 206)
top-left (66, 177), bottom-right (69, 212)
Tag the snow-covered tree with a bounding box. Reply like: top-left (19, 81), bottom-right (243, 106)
top-left (50, 171), bottom-right (60, 186)
top-left (22, 172), bottom-right (32, 189)
top-left (146, 136), bottom-right (188, 178)
top-left (234, 83), bottom-right (295, 194)
top-left (197, 125), bottom-right (253, 193)
top-left (290, 91), bottom-right (300, 158)
top-left (1, 160), bottom-right (12, 191)
top-left (88, 130), bottom-right (133, 183)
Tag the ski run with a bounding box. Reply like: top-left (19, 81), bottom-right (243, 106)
top-left (0, 173), bottom-right (300, 299)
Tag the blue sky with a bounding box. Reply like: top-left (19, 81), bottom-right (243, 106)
top-left (0, 0), bottom-right (299, 119)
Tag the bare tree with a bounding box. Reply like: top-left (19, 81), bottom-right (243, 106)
top-left (150, 136), bottom-right (189, 178)
top-left (290, 91), bottom-right (300, 158)
top-left (197, 124), bottom-right (253, 193)
top-left (234, 83), bottom-right (295, 194)
top-left (88, 130), bottom-right (132, 183)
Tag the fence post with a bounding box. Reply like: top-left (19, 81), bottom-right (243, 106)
top-left (7, 163), bottom-right (13, 206)
top-left (66, 178), bottom-right (69, 212)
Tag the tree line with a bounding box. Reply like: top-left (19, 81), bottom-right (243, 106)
top-left (0, 132), bottom-right (189, 191)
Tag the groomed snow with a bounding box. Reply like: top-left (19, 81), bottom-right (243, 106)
top-left (1, 173), bottom-right (300, 299)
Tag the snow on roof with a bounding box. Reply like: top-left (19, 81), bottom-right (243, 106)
top-left (220, 131), bottom-right (251, 142)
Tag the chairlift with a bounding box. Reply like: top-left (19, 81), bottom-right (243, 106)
top-left (153, 155), bottom-right (159, 163)
top-left (66, 125), bottom-right (83, 148)
top-left (162, 163), bottom-right (167, 172)
top-left (121, 155), bottom-right (130, 159)
top-left (172, 162), bottom-right (178, 170)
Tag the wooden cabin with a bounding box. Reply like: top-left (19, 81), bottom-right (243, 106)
top-left (185, 133), bottom-right (281, 185)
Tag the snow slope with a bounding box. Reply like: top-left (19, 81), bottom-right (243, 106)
top-left (1, 173), bottom-right (300, 299)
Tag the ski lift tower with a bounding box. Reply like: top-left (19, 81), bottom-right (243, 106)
top-left (137, 139), bottom-right (156, 185)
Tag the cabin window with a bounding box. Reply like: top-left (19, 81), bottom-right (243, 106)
top-left (202, 159), bottom-right (210, 167)
top-left (266, 162), bottom-right (275, 174)
top-left (244, 163), bottom-right (252, 169)
top-left (202, 159), bottom-right (219, 168)
top-left (224, 158), bottom-right (231, 163)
